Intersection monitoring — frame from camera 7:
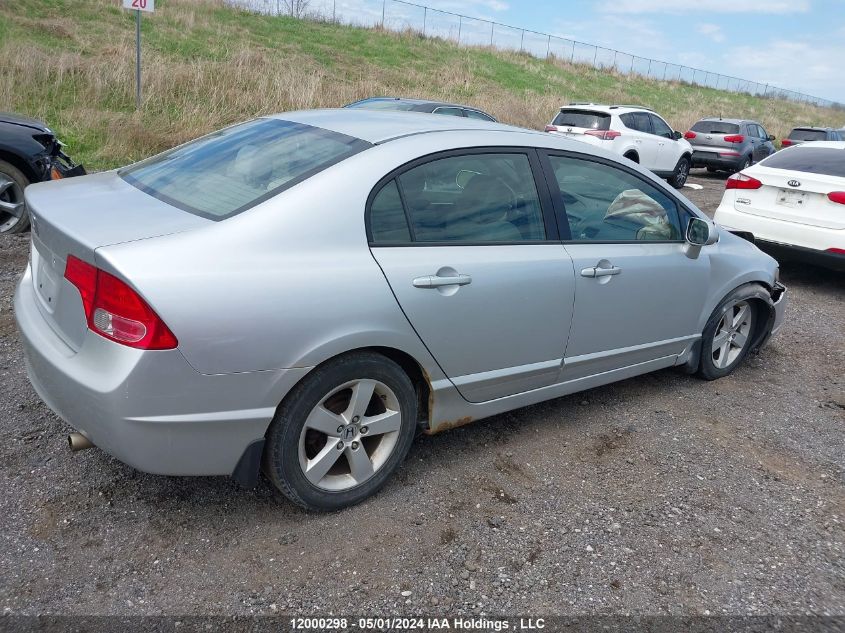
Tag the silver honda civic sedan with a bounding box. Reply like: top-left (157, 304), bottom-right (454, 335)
top-left (15, 109), bottom-right (787, 510)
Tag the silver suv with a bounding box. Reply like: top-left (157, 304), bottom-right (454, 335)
top-left (685, 118), bottom-right (776, 173)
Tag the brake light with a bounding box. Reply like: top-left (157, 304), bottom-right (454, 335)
top-left (544, 125), bottom-right (557, 132)
top-left (781, 139), bottom-right (793, 147)
top-left (828, 192), bottom-right (845, 205)
top-left (827, 248), bottom-right (845, 254)
top-left (726, 172), bottom-right (762, 190)
top-left (683, 131), bottom-right (696, 139)
top-left (584, 129), bottom-right (622, 140)
top-left (723, 135), bottom-right (745, 143)
top-left (63, 255), bottom-right (177, 350)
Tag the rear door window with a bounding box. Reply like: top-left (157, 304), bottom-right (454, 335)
top-left (761, 146), bottom-right (845, 178)
top-left (369, 180), bottom-right (411, 244)
top-left (691, 121), bottom-right (740, 134)
top-left (370, 153), bottom-right (547, 243)
top-left (120, 119), bottom-right (370, 220)
top-left (620, 112), bottom-right (650, 133)
top-left (552, 110), bottom-right (610, 130)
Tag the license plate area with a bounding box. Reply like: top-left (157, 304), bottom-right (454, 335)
top-left (776, 188), bottom-right (807, 208)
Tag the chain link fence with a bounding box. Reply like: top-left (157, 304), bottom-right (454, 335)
top-left (230, 0), bottom-right (838, 109)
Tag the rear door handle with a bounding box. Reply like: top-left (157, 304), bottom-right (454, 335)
top-left (581, 266), bottom-right (622, 278)
top-left (413, 273), bottom-right (472, 288)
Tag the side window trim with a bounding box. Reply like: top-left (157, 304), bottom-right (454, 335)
top-left (393, 177), bottom-right (418, 242)
top-left (538, 148), bottom-right (690, 244)
top-left (365, 147), bottom-right (561, 246)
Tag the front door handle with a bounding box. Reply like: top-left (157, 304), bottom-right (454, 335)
top-left (581, 266), bottom-right (622, 278)
top-left (413, 273), bottom-right (472, 288)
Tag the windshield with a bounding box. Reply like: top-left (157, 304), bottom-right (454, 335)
top-left (120, 119), bottom-right (370, 220)
top-left (761, 146), bottom-right (845, 178)
top-left (691, 120), bottom-right (740, 134)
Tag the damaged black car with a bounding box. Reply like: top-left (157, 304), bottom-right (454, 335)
top-left (0, 112), bottom-right (85, 234)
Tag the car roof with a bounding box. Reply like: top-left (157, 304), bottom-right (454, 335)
top-left (790, 126), bottom-right (833, 131)
top-left (347, 97), bottom-right (486, 111)
top-left (697, 117), bottom-right (751, 124)
top-left (780, 140), bottom-right (845, 149)
top-left (271, 108), bottom-right (535, 144)
top-left (558, 104), bottom-right (651, 114)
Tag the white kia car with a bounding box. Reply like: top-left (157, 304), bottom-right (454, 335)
top-left (714, 141), bottom-right (845, 271)
top-left (545, 104), bottom-right (693, 189)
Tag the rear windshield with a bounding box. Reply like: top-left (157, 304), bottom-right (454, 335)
top-left (552, 109), bottom-right (610, 130)
top-left (120, 119), bottom-right (369, 220)
top-left (761, 146), bottom-right (845, 178)
top-left (788, 128), bottom-right (827, 141)
top-left (691, 120), bottom-right (740, 134)
top-left (346, 99), bottom-right (417, 111)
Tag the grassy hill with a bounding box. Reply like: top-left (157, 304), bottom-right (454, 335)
top-left (1, 0), bottom-right (843, 171)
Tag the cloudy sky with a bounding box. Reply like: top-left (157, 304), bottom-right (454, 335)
top-left (320, 0), bottom-right (844, 103)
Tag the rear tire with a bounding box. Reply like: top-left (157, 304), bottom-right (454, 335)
top-left (697, 291), bottom-right (757, 380)
top-left (263, 351), bottom-right (418, 511)
top-left (0, 160), bottom-right (30, 234)
top-left (668, 155), bottom-right (691, 189)
top-left (734, 155), bottom-right (752, 174)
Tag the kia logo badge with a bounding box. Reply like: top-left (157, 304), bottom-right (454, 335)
top-left (787, 180), bottom-right (801, 187)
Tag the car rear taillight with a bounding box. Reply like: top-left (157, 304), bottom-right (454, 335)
top-left (64, 255), bottom-right (177, 350)
top-left (723, 135), bottom-right (745, 143)
top-left (544, 125), bottom-right (557, 132)
top-left (584, 129), bottom-right (621, 140)
top-left (726, 172), bottom-right (763, 190)
top-left (781, 139), bottom-right (793, 147)
top-left (827, 248), bottom-right (845, 254)
top-left (683, 131), bottom-right (696, 139)
top-left (828, 192), bottom-right (845, 204)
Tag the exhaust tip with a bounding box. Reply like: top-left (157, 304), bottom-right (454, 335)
top-left (68, 432), bottom-right (94, 452)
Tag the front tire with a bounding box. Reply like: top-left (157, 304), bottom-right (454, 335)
top-left (698, 293), bottom-right (757, 380)
top-left (263, 352), bottom-right (418, 511)
top-left (0, 160), bottom-right (30, 234)
top-left (668, 155), bottom-right (691, 189)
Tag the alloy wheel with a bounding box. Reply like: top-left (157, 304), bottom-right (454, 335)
top-left (0, 173), bottom-right (25, 233)
top-left (711, 300), bottom-right (752, 369)
top-left (298, 379), bottom-right (402, 491)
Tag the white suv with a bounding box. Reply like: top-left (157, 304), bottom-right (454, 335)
top-left (545, 104), bottom-right (693, 188)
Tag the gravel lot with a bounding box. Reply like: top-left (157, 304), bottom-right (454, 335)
top-left (0, 171), bottom-right (843, 618)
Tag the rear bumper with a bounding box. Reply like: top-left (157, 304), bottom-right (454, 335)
top-left (756, 241), bottom-right (845, 272)
top-left (714, 201), bottom-right (845, 271)
top-left (691, 150), bottom-right (743, 170)
top-left (14, 264), bottom-right (310, 476)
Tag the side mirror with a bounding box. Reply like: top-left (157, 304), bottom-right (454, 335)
top-left (685, 217), bottom-right (718, 259)
top-left (768, 134), bottom-right (776, 141)
top-left (673, 130), bottom-right (683, 140)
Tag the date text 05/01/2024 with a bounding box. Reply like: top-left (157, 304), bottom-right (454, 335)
top-left (289, 617), bottom-right (547, 630)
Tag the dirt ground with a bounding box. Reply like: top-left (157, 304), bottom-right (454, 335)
top-left (0, 170), bottom-right (843, 618)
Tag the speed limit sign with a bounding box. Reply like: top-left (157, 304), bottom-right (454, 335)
top-left (122, 0), bottom-right (154, 12)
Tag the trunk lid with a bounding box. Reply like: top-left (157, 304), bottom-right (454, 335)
top-left (25, 172), bottom-right (209, 350)
top-left (735, 166), bottom-right (845, 230)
